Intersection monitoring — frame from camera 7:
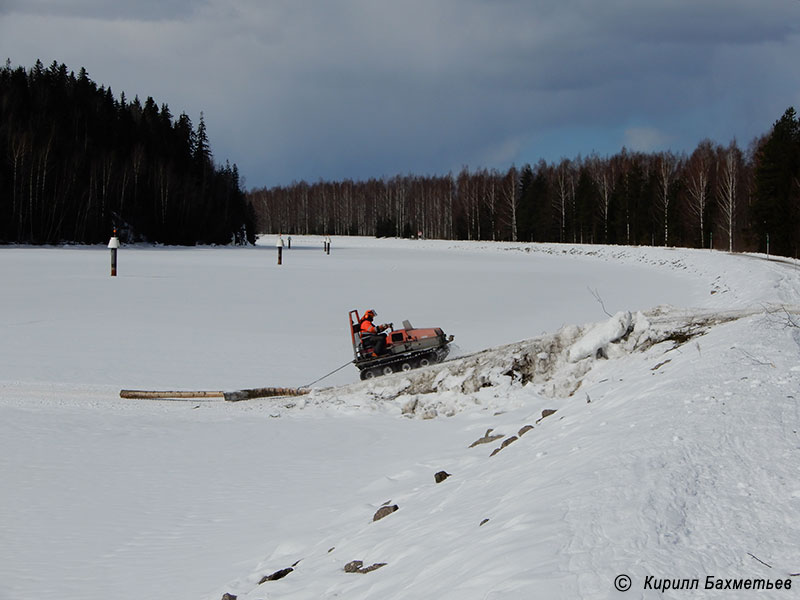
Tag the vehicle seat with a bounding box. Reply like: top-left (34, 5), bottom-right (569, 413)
top-left (353, 325), bottom-right (369, 354)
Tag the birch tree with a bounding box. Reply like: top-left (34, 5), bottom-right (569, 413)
top-left (716, 140), bottom-right (742, 252)
top-left (655, 152), bottom-right (679, 246)
top-left (588, 154), bottom-right (615, 243)
top-left (554, 159), bottom-right (574, 242)
top-left (685, 140), bottom-right (714, 248)
top-left (500, 166), bottom-right (519, 241)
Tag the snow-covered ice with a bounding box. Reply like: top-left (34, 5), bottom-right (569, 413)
top-left (1, 237), bottom-right (799, 599)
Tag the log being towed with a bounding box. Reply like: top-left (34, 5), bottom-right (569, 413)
top-left (119, 387), bottom-right (310, 402)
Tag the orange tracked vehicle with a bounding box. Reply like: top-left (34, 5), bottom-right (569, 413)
top-left (349, 309), bottom-right (454, 380)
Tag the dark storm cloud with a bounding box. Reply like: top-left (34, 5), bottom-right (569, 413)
top-left (1, 0), bottom-right (800, 187)
top-left (1, 0), bottom-right (195, 20)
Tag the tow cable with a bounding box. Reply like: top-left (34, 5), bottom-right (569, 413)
top-left (303, 360), bottom-right (355, 388)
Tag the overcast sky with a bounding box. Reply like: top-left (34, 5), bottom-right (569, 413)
top-left (2, 0), bottom-right (800, 189)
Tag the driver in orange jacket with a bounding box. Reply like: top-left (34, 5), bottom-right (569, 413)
top-left (360, 309), bottom-right (392, 356)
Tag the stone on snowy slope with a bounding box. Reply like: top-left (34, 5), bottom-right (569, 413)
top-left (373, 504), bottom-right (399, 521)
top-left (344, 560), bottom-right (387, 573)
top-left (469, 428), bottom-right (504, 447)
top-left (537, 409), bottom-right (557, 423)
top-left (434, 470), bottom-right (451, 483)
top-left (259, 567), bottom-right (293, 583)
top-left (490, 435), bottom-right (518, 456)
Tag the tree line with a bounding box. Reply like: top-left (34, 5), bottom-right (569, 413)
top-left (0, 60), bottom-right (255, 245)
top-left (249, 108), bottom-right (800, 258)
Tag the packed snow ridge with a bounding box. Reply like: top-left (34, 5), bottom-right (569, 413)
top-left (305, 304), bottom-right (800, 419)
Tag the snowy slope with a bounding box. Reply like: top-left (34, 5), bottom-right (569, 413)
top-left (1, 238), bottom-right (799, 600)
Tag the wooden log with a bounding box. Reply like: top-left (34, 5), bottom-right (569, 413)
top-left (223, 387), bottom-right (310, 402)
top-left (120, 390), bottom-right (225, 399)
top-left (119, 387), bottom-right (310, 401)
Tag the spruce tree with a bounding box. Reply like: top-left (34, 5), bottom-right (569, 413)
top-left (753, 108), bottom-right (800, 257)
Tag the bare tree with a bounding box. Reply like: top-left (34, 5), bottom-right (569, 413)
top-left (500, 166), bottom-right (519, 241)
top-left (685, 140), bottom-right (714, 248)
top-left (655, 152), bottom-right (679, 246)
top-left (588, 154), bottom-right (615, 243)
top-left (554, 159), bottom-right (574, 242)
top-left (456, 167), bottom-right (479, 240)
top-left (716, 140), bottom-right (742, 252)
top-left (482, 169), bottom-right (497, 240)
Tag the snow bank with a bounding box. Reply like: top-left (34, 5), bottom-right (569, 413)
top-left (302, 303), bottom-right (800, 422)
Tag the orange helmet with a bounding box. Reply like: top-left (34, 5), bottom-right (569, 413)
top-left (364, 309), bottom-right (377, 320)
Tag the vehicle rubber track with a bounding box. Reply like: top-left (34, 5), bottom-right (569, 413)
top-left (358, 345), bottom-right (451, 380)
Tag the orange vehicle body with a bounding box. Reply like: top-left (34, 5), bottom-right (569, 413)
top-left (348, 309), bottom-right (454, 380)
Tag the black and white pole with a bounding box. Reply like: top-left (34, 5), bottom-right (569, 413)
top-left (325, 235), bottom-right (331, 255)
top-left (108, 229), bottom-right (120, 276)
top-left (276, 234), bottom-right (284, 265)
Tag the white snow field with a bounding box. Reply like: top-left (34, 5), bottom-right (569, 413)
top-left (1, 236), bottom-right (799, 600)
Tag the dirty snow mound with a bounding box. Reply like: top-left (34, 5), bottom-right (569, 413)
top-left (305, 304), bottom-right (800, 418)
